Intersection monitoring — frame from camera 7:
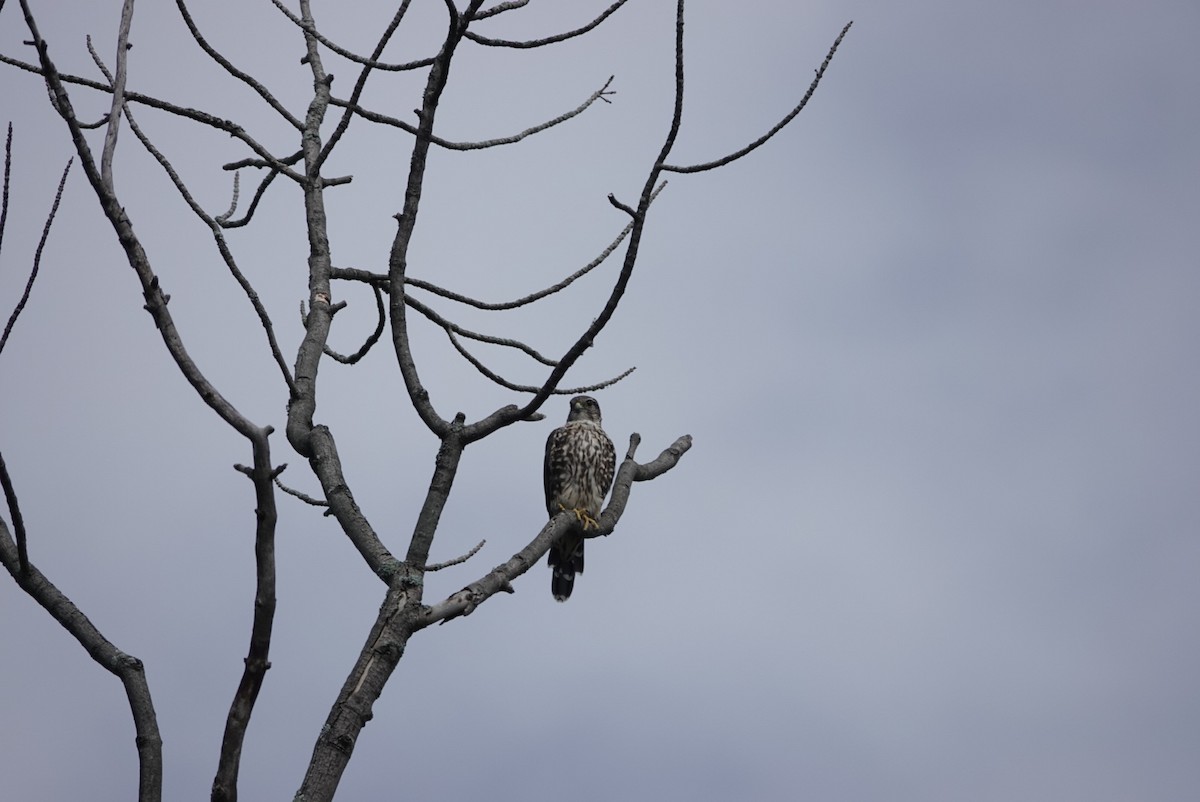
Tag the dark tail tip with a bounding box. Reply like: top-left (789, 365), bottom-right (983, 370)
top-left (552, 569), bottom-right (575, 602)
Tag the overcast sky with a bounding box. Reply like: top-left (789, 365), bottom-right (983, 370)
top-left (2, 1), bottom-right (1198, 800)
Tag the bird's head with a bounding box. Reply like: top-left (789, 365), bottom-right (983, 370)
top-left (566, 395), bottom-right (603, 425)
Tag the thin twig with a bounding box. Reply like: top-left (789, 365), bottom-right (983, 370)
top-left (219, 169), bottom-right (279, 228)
top-left (328, 75), bottom-right (614, 151)
top-left (313, 0), bottom-right (416, 172)
top-left (0, 123), bottom-right (12, 260)
top-left (274, 475), bottom-right (328, 507)
top-left (214, 172), bottom-right (240, 224)
top-left (407, 294), bottom-right (557, 365)
top-left (174, 0), bottom-right (302, 130)
top-left (269, 0), bottom-right (434, 72)
top-left (424, 539), bottom-right (485, 571)
top-left (465, 0), bottom-right (630, 48)
top-left (607, 192), bottom-right (636, 218)
top-left (445, 328), bottom-right (635, 394)
top-left (0, 156), bottom-right (72, 356)
top-left (329, 180), bottom-right (665, 310)
top-left (323, 285), bottom-right (385, 365)
top-left (663, 21), bottom-right (853, 173)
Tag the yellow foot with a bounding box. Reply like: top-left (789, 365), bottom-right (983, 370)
top-left (559, 504), bottom-right (599, 530)
top-left (573, 508), bottom-right (600, 530)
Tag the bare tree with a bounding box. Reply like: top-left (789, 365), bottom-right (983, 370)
top-left (0, 2), bottom-right (850, 800)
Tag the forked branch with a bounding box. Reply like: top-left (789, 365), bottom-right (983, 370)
top-left (464, 4), bottom-right (852, 443)
top-left (461, 1), bottom-right (691, 442)
top-left (17, 6), bottom-right (287, 802)
top-left (269, 0), bottom-right (434, 74)
top-left (386, 0), bottom-right (490, 438)
top-left (0, 55), bottom-right (306, 181)
top-left (102, 81), bottom-right (297, 396)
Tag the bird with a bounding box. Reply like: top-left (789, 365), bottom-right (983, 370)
top-left (543, 395), bottom-right (616, 601)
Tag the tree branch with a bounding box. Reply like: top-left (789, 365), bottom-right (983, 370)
top-left (234, 180), bottom-right (669, 313)
top-left (407, 293), bottom-right (557, 365)
top-left (424, 538), bottom-right (485, 571)
top-left (421, 432), bottom-right (692, 625)
top-left (212, 431), bottom-right (280, 802)
top-left (18, 9), bottom-right (285, 801)
top-left (99, 0), bottom-right (135, 190)
top-left (471, 0), bottom-right (529, 21)
top-left (401, 418), bottom-right (467, 581)
top-left (328, 75), bottom-right (614, 151)
top-left (22, 1), bottom-right (266, 434)
top-left (217, 168), bottom-right (280, 228)
top-left (386, 1), bottom-right (488, 437)
top-left (269, 0), bottom-right (435, 73)
top-left (285, 0), bottom-right (339, 456)
top-left (0, 55), bottom-right (306, 182)
top-left (0, 449), bottom-right (29, 574)
top-left (294, 584), bottom-right (415, 802)
top-left (0, 122), bottom-right (10, 260)
top-left (1, 4), bottom-right (848, 800)
top-left (0, 517), bottom-right (162, 802)
top-left (444, 327), bottom-right (636, 395)
top-left (313, 0), bottom-right (416, 173)
top-left (460, 1), bottom-right (690, 444)
top-left (0, 152), bottom-right (71, 356)
top-left (322, 284), bottom-right (385, 365)
top-left (85, 43), bottom-right (298, 398)
top-left (465, 0), bottom-right (631, 49)
top-left (307, 426), bottom-right (399, 579)
top-left (296, 9), bottom-right (488, 796)
top-left (663, 21), bottom-right (853, 173)
top-left (273, 469), bottom-right (329, 509)
top-left (174, 0), bottom-right (303, 130)
top-left (214, 171), bottom-right (240, 224)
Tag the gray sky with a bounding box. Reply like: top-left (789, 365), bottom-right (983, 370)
top-left (2, 1), bottom-right (1198, 800)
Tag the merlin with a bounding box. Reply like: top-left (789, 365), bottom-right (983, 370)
top-left (543, 395), bottom-right (616, 601)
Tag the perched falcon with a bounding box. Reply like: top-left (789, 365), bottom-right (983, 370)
top-left (543, 395), bottom-right (616, 602)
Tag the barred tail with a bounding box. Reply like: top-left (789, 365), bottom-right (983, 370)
top-left (548, 536), bottom-right (585, 602)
